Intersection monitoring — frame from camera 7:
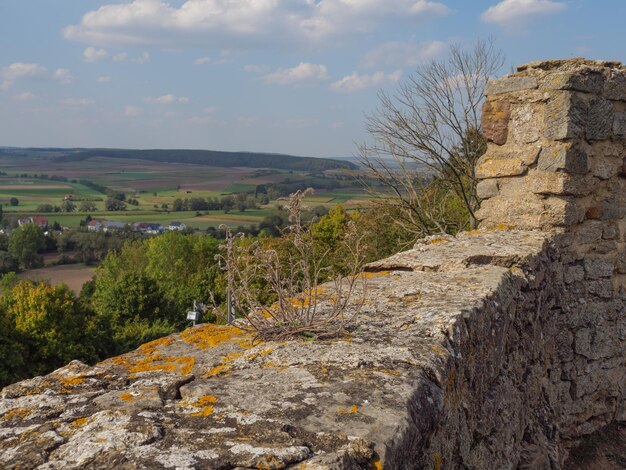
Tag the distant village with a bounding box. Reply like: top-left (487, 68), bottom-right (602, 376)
top-left (12, 216), bottom-right (187, 235)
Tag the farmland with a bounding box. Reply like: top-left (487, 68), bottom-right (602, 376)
top-left (0, 149), bottom-right (371, 230)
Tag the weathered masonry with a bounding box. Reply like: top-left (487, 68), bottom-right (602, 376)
top-left (0, 59), bottom-right (624, 469)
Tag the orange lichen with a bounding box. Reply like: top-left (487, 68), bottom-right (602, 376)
top-left (2, 407), bottom-right (31, 420)
top-left (359, 271), bottom-right (390, 279)
top-left (205, 364), bottom-right (230, 378)
top-left (496, 223), bottom-right (516, 231)
top-left (370, 457), bottom-right (383, 470)
top-left (338, 404), bottom-right (358, 415)
top-left (188, 395), bottom-right (218, 417)
top-left (120, 391), bottom-right (135, 402)
top-left (180, 324), bottom-right (251, 350)
top-left (71, 417), bottom-right (89, 427)
top-left (138, 336), bottom-right (174, 356)
top-left (190, 406), bottom-right (214, 417)
top-left (59, 376), bottom-right (86, 387)
top-left (431, 345), bottom-right (447, 356)
top-left (427, 238), bottom-right (448, 245)
top-left (433, 452), bottom-right (442, 470)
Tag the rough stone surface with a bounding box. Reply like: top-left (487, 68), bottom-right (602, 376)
top-left (1, 58), bottom-right (625, 469)
top-left (482, 98), bottom-right (511, 145)
top-left (485, 76), bottom-right (538, 95)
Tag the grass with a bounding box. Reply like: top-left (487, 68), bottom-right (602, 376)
top-left (0, 155), bottom-right (375, 229)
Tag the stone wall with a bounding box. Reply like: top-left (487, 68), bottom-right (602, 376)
top-left (476, 59), bottom-right (626, 444)
top-left (0, 59), bottom-right (624, 469)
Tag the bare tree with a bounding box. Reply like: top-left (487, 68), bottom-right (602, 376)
top-left (359, 39), bottom-right (504, 235)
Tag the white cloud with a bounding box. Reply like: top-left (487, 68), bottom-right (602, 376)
top-left (62, 98), bottom-right (95, 105)
top-left (124, 105), bottom-right (142, 116)
top-left (131, 52), bottom-right (151, 64)
top-left (145, 94), bottom-right (175, 104)
top-left (112, 52), bottom-right (128, 62)
top-left (144, 94), bottom-right (189, 104)
top-left (203, 106), bottom-right (218, 114)
top-left (14, 92), bottom-right (35, 101)
top-left (97, 75), bottom-right (111, 82)
top-left (330, 121), bottom-right (344, 129)
top-left (194, 56), bottom-right (211, 65)
top-left (363, 40), bottom-right (447, 68)
top-left (330, 70), bottom-right (402, 92)
top-left (63, 0), bottom-right (451, 48)
top-left (261, 62), bottom-right (328, 86)
top-left (0, 62), bottom-right (46, 89)
top-left (54, 68), bottom-right (76, 84)
top-left (83, 47), bottom-right (109, 62)
top-left (481, 0), bottom-right (567, 26)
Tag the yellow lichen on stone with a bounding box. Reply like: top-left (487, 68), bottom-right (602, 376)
top-left (433, 452), bottom-right (442, 470)
top-left (206, 364), bottom-right (230, 378)
top-left (359, 271), bottom-right (391, 279)
top-left (370, 457), bottom-right (383, 470)
top-left (338, 404), bottom-right (358, 415)
top-left (71, 417), bottom-right (89, 427)
top-left (180, 324), bottom-right (251, 350)
top-left (190, 405), bottom-right (214, 417)
top-left (120, 391), bottom-right (135, 402)
top-left (2, 407), bottom-right (31, 420)
top-left (59, 376), bottom-right (86, 388)
top-left (188, 395), bottom-right (218, 417)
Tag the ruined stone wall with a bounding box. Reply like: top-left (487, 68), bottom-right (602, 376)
top-left (0, 60), bottom-right (624, 469)
top-left (476, 59), bottom-right (626, 444)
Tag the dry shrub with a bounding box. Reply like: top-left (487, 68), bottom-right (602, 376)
top-left (217, 189), bottom-right (367, 341)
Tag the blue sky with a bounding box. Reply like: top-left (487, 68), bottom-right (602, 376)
top-left (0, 0), bottom-right (624, 157)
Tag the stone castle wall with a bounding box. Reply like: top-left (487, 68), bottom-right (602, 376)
top-left (0, 60), bottom-right (624, 469)
top-left (476, 59), bottom-right (626, 443)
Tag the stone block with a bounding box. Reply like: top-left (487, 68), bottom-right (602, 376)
top-left (604, 71), bottom-right (626, 100)
top-left (511, 105), bottom-right (540, 144)
top-left (537, 143), bottom-right (589, 175)
top-left (587, 279), bottom-right (614, 299)
top-left (542, 71), bottom-right (604, 94)
top-left (574, 221), bottom-right (604, 244)
top-left (586, 97), bottom-right (613, 141)
top-left (602, 223), bottom-right (619, 240)
top-left (482, 99), bottom-right (510, 145)
top-left (527, 171), bottom-right (592, 197)
top-left (476, 179), bottom-right (499, 199)
top-left (612, 112), bottom-right (626, 137)
top-left (542, 197), bottom-right (585, 227)
top-left (485, 76), bottom-right (538, 96)
top-left (564, 265), bottom-right (585, 285)
top-left (544, 92), bottom-right (587, 141)
top-left (476, 156), bottom-right (526, 179)
top-left (583, 259), bottom-right (615, 279)
top-left (591, 156), bottom-right (623, 180)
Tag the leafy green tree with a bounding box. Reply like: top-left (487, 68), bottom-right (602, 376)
top-left (8, 223), bottom-right (46, 269)
top-left (37, 204), bottom-right (55, 212)
top-left (61, 200), bottom-right (76, 212)
top-left (1, 280), bottom-right (95, 377)
top-left (105, 198), bottom-right (127, 211)
top-left (0, 252), bottom-right (19, 274)
top-left (9, 197), bottom-right (18, 207)
top-left (0, 306), bottom-right (26, 388)
top-left (79, 201), bottom-right (97, 212)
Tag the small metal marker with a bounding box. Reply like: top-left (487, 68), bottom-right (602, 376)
top-left (187, 300), bottom-right (204, 326)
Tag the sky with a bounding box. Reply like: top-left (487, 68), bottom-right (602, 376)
top-left (0, 0), bottom-right (624, 158)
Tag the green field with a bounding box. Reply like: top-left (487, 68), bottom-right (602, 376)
top-left (0, 153), bottom-right (373, 229)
